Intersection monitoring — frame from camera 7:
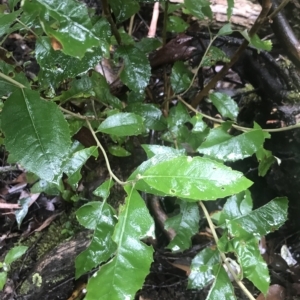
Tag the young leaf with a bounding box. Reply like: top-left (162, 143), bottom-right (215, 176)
top-left (206, 265), bottom-right (236, 300)
top-left (75, 201), bottom-right (117, 278)
top-left (2, 89), bottom-right (71, 182)
top-left (165, 200), bottom-right (200, 252)
top-left (23, 0), bottom-right (100, 58)
top-left (167, 15), bottom-right (188, 33)
top-left (93, 180), bottom-right (114, 199)
top-left (115, 45), bottom-right (151, 92)
top-left (85, 186), bottom-right (155, 300)
top-left (139, 156), bottom-right (252, 200)
top-left (98, 112), bottom-right (145, 136)
top-left (197, 123), bottom-right (266, 162)
top-left (188, 247), bottom-right (220, 289)
top-left (108, 145), bottom-right (131, 157)
top-left (167, 102), bottom-right (191, 128)
top-left (209, 92), bottom-right (239, 121)
top-left (4, 246), bottom-right (28, 265)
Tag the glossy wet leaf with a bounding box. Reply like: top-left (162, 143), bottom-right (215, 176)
top-left (98, 112), bottom-right (145, 136)
top-left (4, 246), bottom-right (28, 265)
top-left (188, 247), bottom-right (220, 289)
top-left (139, 156), bottom-right (252, 200)
top-left (209, 92), bottom-right (239, 121)
top-left (198, 123), bottom-right (266, 162)
top-left (23, 0), bottom-right (99, 58)
top-left (227, 197), bottom-right (288, 238)
top-left (93, 180), bottom-right (114, 199)
top-left (85, 186), bottom-right (155, 300)
top-left (75, 201), bottom-right (117, 278)
top-left (126, 103), bottom-right (167, 130)
top-left (206, 265), bottom-right (235, 300)
top-left (167, 102), bottom-right (190, 128)
top-left (36, 37), bottom-right (104, 88)
top-left (191, 115), bottom-right (207, 132)
top-left (218, 190), bottom-right (253, 225)
top-left (141, 145), bottom-right (185, 159)
top-left (2, 89), bottom-right (71, 182)
top-left (115, 45), bottom-right (151, 92)
top-left (256, 148), bottom-right (276, 177)
top-left (63, 146), bottom-right (98, 186)
top-left (166, 200), bottom-right (200, 252)
top-left (110, 0), bottom-right (139, 23)
top-left (230, 237), bottom-right (270, 294)
top-left (171, 61), bottom-right (193, 94)
top-left (0, 61), bottom-right (30, 97)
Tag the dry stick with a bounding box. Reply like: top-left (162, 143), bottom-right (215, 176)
top-left (199, 201), bottom-right (256, 300)
top-left (148, 2), bottom-right (160, 38)
top-left (101, 0), bottom-right (122, 45)
top-left (190, 0), bottom-right (272, 108)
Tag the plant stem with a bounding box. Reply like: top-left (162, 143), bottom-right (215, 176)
top-left (85, 119), bottom-right (127, 186)
top-left (0, 72), bottom-right (26, 89)
top-left (199, 201), bottom-right (256, 300)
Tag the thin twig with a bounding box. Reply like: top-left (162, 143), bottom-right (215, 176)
top-left (199, 201), bottom-right (256, 300)
top-left (85, 119), bottom-right (126, 186)
top-left (190, 0), bottom-right (272, 108)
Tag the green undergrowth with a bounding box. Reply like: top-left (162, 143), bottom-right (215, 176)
top-left (0, 0), bottom-right (293, 299)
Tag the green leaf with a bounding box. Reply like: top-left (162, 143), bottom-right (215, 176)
top-left (110, 0), bottom-right (139, 23)
top-left (240, 30), bottom-right (272, 51)
top-left (166, 200), bottom-right (200, 252)
top-left (206, 265), bottom-right (236, 300)
top-left (188, 247), bottom-right (220, 289)
top-left (85, 186), bottom-right (155, 300)
top-left (0, 11), bottom-right (20, 36)
top-left (23, 0), bottom-right (100, 58)
top-left (135, 38), bottom-right (161, 53)
top-left (190, 115), bottom-right (207, 132)
top-left (184, 0), bottom-right (212, 19)
top-left (0, 272), bottom-right (7, 291)
top-left (217, 24), bottom-right (233, 36)
top-left (256, 148), bottom-right (276, 177)
top-left (91, 72), bottom-right (122, 109)
top-left (227, 197), bottom-right (288, 238)
top-left (75, 201), bottom-right (117, 278)
top-left (63, 146), bottom-right (98, 186)
top-left (226, 0), bottom-right (234, 19)
top-left (167, 15), bottom-right (188, 33)
top-left (139, 156), bottom-right (252, 200)
top-left (218, 190), bottom-right (253, 225)
top-left (126, 103), bottom-right (167, 130)
top-left (98, 112), bottom-right (145, 136)
top-left (197, 123), bottom-right (266, 162)
top-left (4, 246), bottom-right (28, 265)
top-left (115, 45), bottom-right (151, 92)
top-left (93, 180), bottom-right (114, 199)
top-left (0, 62), bottom-right (30, 97)
top-left (202, 46), bottom-right (230, 67)
top-left (231, 237), bottom-right (270, 294)
top-left (167, 102), bottom-right (191, 128)
top-left (209, 92), bottom-right (239, 120)
top-left (171, 61), bottom-right (193, 94)
top-left (2, 89), bottom-right (71, 182)
top-left (141, 145), bottom-right (185, 159)
top-left (15, 197), bottom-right (31, 228)
top-left (36, 37), bottom-right (103, 88)
top-left (108, 145), bottom-right (131, 157)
